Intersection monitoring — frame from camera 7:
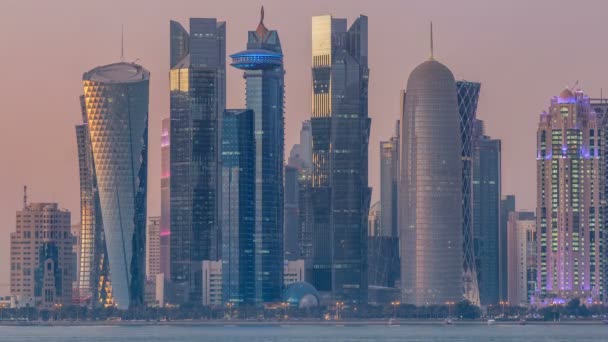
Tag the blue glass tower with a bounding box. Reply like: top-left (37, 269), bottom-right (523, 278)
top-left (310, 14), bottom-right (371, 304)
top-left (230, 7), bottom-right (284, 303)
top-left (472, 121), bottom-right (501, 305)
top-left (169, 18), bottom-right (226, 304)
top-left (221, 109), bottom-right (255, 305)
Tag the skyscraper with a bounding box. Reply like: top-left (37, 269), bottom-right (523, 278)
top-left (75, 95), bottom-right (112, 307)
top-left (221, 109), bottom-right (255, 305)
top-left (499, 195), bottom-right (516, 302)
top-left (10, 199), bottom-right (75, 309)
top-left (456, 80), bottom-right (481, 305)
top-left (507, 211), bottom-right (536, 307)
top-left (400, 28), bottom-right (463, 305)
top-left (146, 217), bottom-right (161, 280)
top-left (160, 118), bottom-right (170, 279)
top-left (284, 163), bottom-right (300, 261)
top-left (169, 18), bottom-right (226, 304)
top-left (310, 14), bottom-right (371, 304)
top-left (536, 88), bottom-right (603, 303)
top-left (82, 61), bottom-right (150, 309)
top-left (472, 124), bottom-right (501, 305)
top-left (230, 7), bottom-right (285, 303)
top-left (379, 121), bottom-right (400, 238)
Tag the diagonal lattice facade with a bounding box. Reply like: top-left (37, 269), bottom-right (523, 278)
top-left (83, 62), bottom-right (150, 309)
top-left (456, 80), bottom-right (481, 305)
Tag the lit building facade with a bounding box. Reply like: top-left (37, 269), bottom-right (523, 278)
top-left (456, 80), bottom-right (481, 305)
top-left (400, 49), bottom-right (463, 305)
top-left (507, 211), bottom-right (536, 306)
top-left (536, 89), bottom-right (603, 303)
top-left (169, 18), bottom-right (226, 304)
top-left (310, 14), bottom-right (371, 304)
top-left (202, 260), bottom-right (223, 306)
top-left (75, 95), bottom-right (112, 307)
top-left (83, 62), bottom-right (150, 309)
top-left (10, 201), bottom-right (75, 309)
top-left (230, 7), bottom-right (285, 303)
top-left (160, 118), bottom-right (170, 279)
top-left (221, 109), bottom-right (256, 305)
top-left (499, 195), bottom-right (516, 302)
top-left (473, 126), bottom-right (501, 305)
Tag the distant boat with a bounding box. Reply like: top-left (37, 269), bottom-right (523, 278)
top-left (519, 319), bottom-right (527, 325)
top-left (387, 318), bottom-right (399, 326)
top-left (445, 318), bottom-right (455, 326)
top-left (487, 319), bottom-right (496, 325)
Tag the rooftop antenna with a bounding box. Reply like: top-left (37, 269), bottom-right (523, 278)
top-left (121, 24), bottom-right (125, 62)
top-left (23, 185), bottom-right (27, 209)
top-left (430, 21), bottom-right (434, 60)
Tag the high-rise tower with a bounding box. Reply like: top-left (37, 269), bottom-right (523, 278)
top-left (400, 27), bottom-right (463, 305)
top-left (169, 18), bottom-right (226, 304)
top-left (160, 118), bottom-right (170, 280)
top-left (82, 62), bottom-right (150, 309)
top-left (230, 7), bottom-right (285, 303)
top-left (310, 14), bottom-right (371, 304)
top-left (456, 80), bottom-right (481, 305)
top-left (536, 89), bottom-right (604, 303)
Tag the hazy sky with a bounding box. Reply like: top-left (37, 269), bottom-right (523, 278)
top-left (1, 0), bottom-right (607, 293)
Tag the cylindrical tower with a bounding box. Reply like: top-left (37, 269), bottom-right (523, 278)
top-left (400, 59), bottom-right (463, 305)
top-left (82, 62), bottom-right (150, 309)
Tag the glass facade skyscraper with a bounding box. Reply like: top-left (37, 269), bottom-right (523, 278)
top-left (230, 7), bottom-right (284, 303)
top-left (456, 80), bottom-right (481, 305)
top-left (221, 109), bottom-right (255, 305)
top-left (310, 14), bottom-right (371, 304)
top-left (75, 95), bottom-right (112, 307)
top-left (82, 62), bottom-right (150, 309)
top-left (536, 89), bottom-right (604, 303)
top-left (472, 126), bottom-right (501, 305)
top-left (400, 53), bottom-right (463, 305)
top-left (379, 120), bottom-right (399, 238)
top-left (169, 18), bottom-right (226, 304)
top-left (499, 195), bottom-right (516, 302)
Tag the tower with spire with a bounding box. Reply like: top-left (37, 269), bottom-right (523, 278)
top-left (228, 7), bottom-right (285, 305)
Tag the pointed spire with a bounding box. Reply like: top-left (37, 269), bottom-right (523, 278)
top-left (256, 5), bottom-right (269, 40)
top-left (430, 21), bottom-right (434, 60)
top-left (121, 24), bottom-right (125, 62)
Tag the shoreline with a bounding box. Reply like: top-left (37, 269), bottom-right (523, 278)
top-left (0, 319), bottom-right (606, 327)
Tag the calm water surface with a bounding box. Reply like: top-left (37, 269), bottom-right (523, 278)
top-left (1, 324), bottom-right (606, 341)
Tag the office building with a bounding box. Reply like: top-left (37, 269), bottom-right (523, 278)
top-left (169, 18), bottom-right (226, 304)
top-left (230, 7), bottom-right (285, 303)
top-left (400, 29), bottom-right (463, 305)
top-left (472, 125), bottom-right (501, 305)
top-left (10, 199), bottom-right (75, 309)
top-left (536, 89), bottom-right (603, 302)
top-left (83, 61), bottom-right (150, 309)
top-left (146, 217), bottom-right (161, 280)
top-left (160, 118), bottom-right (170, 279)
top-left (456, 80), bottom-right (481, 305)
top-left (284, 260), bottom-right (306, 286)
top-left (284, 164), bottom-right (300, 261)
top-left (507, 211), bottom-right (536, 306)
top-left (310, 14), bottom-right (371, 304)
top-left (499, 195), bottom-right (516, 302)
top-left (221, 109), bottom-right (255, 305)
top-left (202, 260), bottom-right (223, 306)
top-left (380, 121), bottom-right (400, 238)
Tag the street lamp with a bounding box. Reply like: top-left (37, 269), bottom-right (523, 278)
top-left (391, 301), bottom-right (400, 319)
top-left (445, 301), bottom-right (455, 318)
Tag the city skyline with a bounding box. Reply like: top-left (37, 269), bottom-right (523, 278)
top-left (2, 0), bottom-right (607, 294)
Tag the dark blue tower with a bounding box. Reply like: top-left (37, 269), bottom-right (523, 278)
top-left (230, 7), bottom-right (285, 304)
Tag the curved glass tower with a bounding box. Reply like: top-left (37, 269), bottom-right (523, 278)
top-left (229, 7), bottom-right (285, 303)
top-left (400, 53), bottom-right (463, 305)
top-left (82, 62), bottom-right (150, 309)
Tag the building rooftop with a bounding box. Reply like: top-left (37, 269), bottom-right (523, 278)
top-left (83, 62), bottom-right (150, 83)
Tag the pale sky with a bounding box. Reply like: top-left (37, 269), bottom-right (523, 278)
top-left (1, 0), bottom-right (607, 294)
